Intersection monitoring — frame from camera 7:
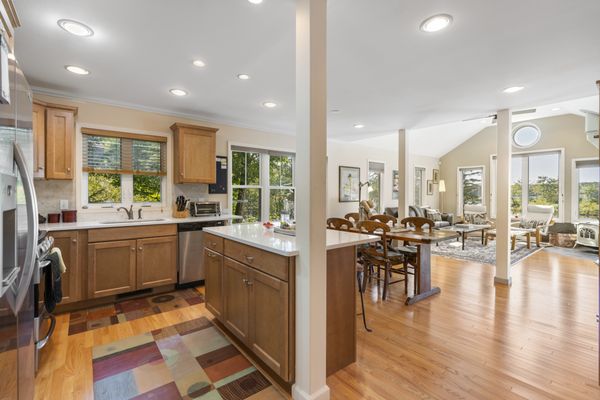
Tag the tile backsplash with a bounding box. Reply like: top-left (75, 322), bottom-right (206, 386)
top-left (34, 179), bottom-right (76, 217)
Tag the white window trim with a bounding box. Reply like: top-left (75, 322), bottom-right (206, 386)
top-left (413, 166), bottom-right (426, 207)
top-left (76, 123), bottom-right (171, 213)
top-left (228, 141), bottom-right (295, 222)
top-left (490, 148), bottom-right (565, 221)
top-left (456, 165), bottom-right (486, 216)
top-left (571, 157), bottom-right (599, 223)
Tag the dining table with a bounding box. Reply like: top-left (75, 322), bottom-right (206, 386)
top-left (356, 225), bottom-right (460, 305)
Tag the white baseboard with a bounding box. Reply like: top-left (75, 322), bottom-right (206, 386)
top-left (292, 384), bottom-right (331, 400)
top-left (494, 276), bottom-right (512, 286)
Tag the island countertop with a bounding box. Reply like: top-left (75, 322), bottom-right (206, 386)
top-left (203, 223), bottom-right (379, 257)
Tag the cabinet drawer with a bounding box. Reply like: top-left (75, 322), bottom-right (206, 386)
top-left (204, 233), bottom-right (224, 254)
top-left (224, 239), bottom-right (289, 281)
top-left (89, 224), bottom-right (177, 242)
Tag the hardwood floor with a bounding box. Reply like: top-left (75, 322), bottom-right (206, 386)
top-left (328, 250), bottom-right (599, 400)
top-left (35, 249), bottom-right (598, 400)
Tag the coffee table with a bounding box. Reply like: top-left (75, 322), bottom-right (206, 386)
top-left (438, 224), bottom-right (491, 250)
top-left (485, 227), bottom-right (537, 250)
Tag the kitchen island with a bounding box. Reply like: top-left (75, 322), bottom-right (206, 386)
top-left (202, 223), bottom-right (379, 385)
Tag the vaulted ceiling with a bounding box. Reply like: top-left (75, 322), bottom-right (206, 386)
top-left (13, 0), bottom-right (600, 151)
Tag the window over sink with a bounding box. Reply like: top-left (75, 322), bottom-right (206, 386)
top-left (81, 128), bottom-right (167, 208)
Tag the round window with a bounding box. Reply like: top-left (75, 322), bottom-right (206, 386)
top-left (512, 124), bottom-right (541, 148)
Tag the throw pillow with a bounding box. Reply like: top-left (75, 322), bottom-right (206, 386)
top-left (464, 212), bottom-right (487, 225)
top-left (520, 218), bottom-right (545, 230)
top-left (425, 209), bottom-right (442, 222)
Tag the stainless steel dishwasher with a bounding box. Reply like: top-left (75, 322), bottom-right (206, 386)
top-left (177, 220), bottom-right (225, 286)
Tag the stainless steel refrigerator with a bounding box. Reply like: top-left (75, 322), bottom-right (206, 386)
top-left (0, 37), bottom-right (38, 400)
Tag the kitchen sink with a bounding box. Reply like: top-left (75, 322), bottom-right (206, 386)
top-left (99, 218), bottom-right (166, 225)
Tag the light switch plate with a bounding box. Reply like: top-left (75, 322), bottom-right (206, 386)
top-left (59, 199), bottom-right (69, 210)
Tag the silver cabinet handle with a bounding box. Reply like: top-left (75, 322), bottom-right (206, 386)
top-left (72, 239), bottom-right (77, 243)
top-left (246, 280), bottom-right (253, 286)
top-left (131, 247), bottom-right (135, 252)
top-left (138, 246), bottom-right (143, 251)
top-left (245, 255), bottom-right (254, 263)
top-left (211, 242), bottom-right (217, 247)
top-left (207, 252), bottom-right (216, 258)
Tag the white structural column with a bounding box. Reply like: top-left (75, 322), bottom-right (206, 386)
top-left (293, 0), bottom-right (330, 399)
top-left (494, 109), bottom-right (512, 285)
top-left (397, 129), bottom-right (410, 219)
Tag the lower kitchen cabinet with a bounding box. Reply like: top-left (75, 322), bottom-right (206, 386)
top-left (204, 248), bottom-right (223, 318)
top-left (46, 230), bottom-right (83, 304)
top-left (223, 257), bottom-right (250, 342)
top-left (136, 236), bottom-right (177, 289)
top-left (221, 256), bottom-right (290, 380)
top-left (88, 240), bottom-right (137, 298)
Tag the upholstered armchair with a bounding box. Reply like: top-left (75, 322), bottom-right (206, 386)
top-left (514, 205), bottom-right (554, 242)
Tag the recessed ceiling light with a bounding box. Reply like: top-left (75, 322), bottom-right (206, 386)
top-left (503, 86), bottom-right (524, 94)
top-left (193, 60), bottom-right (206, 68)
top-left (551, 107), bottom-right (561, 111)
top-left (7, 53), bottom-right (15, 61)
top-left (354, 124), bottom-right (365, 129)
top-left (57, 19), bottom-right (94, 37)
top-left (420, 14), bottom-right (453, 33)
top-left (237, 74), bottom-right (250, 80)
top-left (65, 65), bottom-right (90, 75)
top-left (248, 0), bottom-right (263, 4)
top-left (263, 101), bottom-right (277, 108)
top-left (169, 88), bottom-right (188, 96)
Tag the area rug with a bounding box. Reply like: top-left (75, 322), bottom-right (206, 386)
top-left (432, 236), bottom-right (545, 265)
top-left (68, 288), bottom-right (204, 336)
top-left (92, 317), bottom-right (278, 400)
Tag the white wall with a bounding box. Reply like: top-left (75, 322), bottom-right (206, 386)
top-left (407, 154), bottom-right (441, 210)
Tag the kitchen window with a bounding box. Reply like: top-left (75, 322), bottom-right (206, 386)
top-left (230, 146), bottom-right (295, 223)
top-left (81, 128), bottom-right (167, 208)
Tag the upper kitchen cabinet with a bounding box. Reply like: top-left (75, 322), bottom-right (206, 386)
top-left (170, 123), bottom-right (218, 184)
top-left (33, 99), bottom-right (78, 180)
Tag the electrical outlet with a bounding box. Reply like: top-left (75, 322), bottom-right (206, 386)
top-left (59, 199), bottom-right (69, 210)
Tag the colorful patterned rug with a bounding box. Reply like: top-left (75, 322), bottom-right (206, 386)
top-left (92, 317), bottom-right (280, 400)
top-left (69, 289), bottom-right (204, 336)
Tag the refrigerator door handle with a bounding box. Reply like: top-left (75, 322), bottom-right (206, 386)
top-left (12, 142), bottom-right (38, 312)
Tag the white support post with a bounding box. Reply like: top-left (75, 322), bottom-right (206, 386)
top-left (293, 1), bottom-right (330, 399)
top-left (397, 129), bottom-right (410, 220)
top-left (495, 109), bottom-right (512, 285)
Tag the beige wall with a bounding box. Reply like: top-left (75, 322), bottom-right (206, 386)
top-left (439, 114), bottom-right (596, 222)
top-left (34, 93), bottom-right (404, 220)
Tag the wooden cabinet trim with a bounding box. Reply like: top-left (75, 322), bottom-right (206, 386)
top-left (88, 240), bottom-right (137, 298)
top-left (224, 239), bottom-right (289, 281)
top-left (45, 108), bottom-right (75, 179)
top-left (171, 123), bottom-right (218, 184)
top-left (136, 236), bottom-right (177, 290)
top-left (223, 257), bottom-right (250, 343)
top-left (88, 224), bottom-right (177, 243)
top-left (204, 248), bottom-right (223, 319)
top-left (204, 233), bottom-right (224, 254)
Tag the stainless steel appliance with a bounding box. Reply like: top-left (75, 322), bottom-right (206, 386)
top-left (0, 51), bottom-right (37, 400)
top-left (33, 232), bottom-right (55, 372)
top-left (178, 220), bottom-right (225, 285)
top-left (189, 201), bottom-right (221, 217)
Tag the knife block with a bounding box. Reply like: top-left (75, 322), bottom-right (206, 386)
top-left (172, 203), bottom-right (188, 218)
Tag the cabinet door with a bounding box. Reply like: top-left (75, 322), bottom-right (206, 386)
top-left (248, 268), bottom-right (289, 379)
top-left (223, 257), bottom-right (250, 343)
top-left (175, 127), bottom-right (216, 183)
top-left (136, 236), bottom-right (177, 290)
top-left (32, 103), bottom-right (45, 178)
top-left (88, 240), bottom-right (136, 298)
top-left (45, 108), bottom-right (74, 179)
top-left (204, 248), bottom-right (223, 319)
top-left (49, 231), bottom-right (82, 304)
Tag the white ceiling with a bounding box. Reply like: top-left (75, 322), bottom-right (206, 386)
top-left (352, 95), bottom-right (600, 158)
top-left (13, 0), bottom-right (600, 142)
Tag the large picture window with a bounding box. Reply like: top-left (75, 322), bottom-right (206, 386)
top-left (457, 166), bottom-right (484, 214)
top-left (574, 159), bottom-right (599, 222)
top-left (368, 161), bottom-right (384, 213)
top-left (491, 150), bottom-right (563, 220)
top-left (81, 128), bottom-right (166, 207)
top-left (231, 147), bottom-right (295, 223)
top-left (414, 167), bottom-right (425, 207)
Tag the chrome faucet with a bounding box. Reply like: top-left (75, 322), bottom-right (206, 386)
top-left (138, 208), bottom-right (143, 219)
top-left (117, 204), bottom-right (134, 220)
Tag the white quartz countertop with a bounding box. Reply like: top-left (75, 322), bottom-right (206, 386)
top-left (40, 214), bottom-right (242, 232)
top-left (204, 223), bottom-right (379, 257)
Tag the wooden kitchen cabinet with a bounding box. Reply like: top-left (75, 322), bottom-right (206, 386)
top-left (88, 240), bottom-right (137, 298)
top-left (223, 257), bottom-right (250, 343)
top-left (248, 267), bottom-right (289, 379)
top-left (32, 102), bottom-right (45, 178)
top-left (49, 231), bottom-right (83, 304)
top-left (204, 248), bottom-right (223, 319)
top-left (170, 123), bottom-right (218, 184)
top-left (136, 236), bottom-right (177, 289)
top-left (45, 108), bottom-right (75, 179)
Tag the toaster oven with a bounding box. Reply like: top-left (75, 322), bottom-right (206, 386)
top-left (190, 201), bottom-right (221, 217)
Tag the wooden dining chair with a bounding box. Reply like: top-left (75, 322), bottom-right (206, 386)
top-left (326, 217), bottom-right (354, 231)
top-left (344, 212), bottom-right (360, 224)
top-left (393, 217), bottom-right (435, 294)
top-left (356, 220), bottom-right (407, 300)
top-left (327, 217), bottom-right (371, 331)
top-left (370, 214), bottom-right (397, 226)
